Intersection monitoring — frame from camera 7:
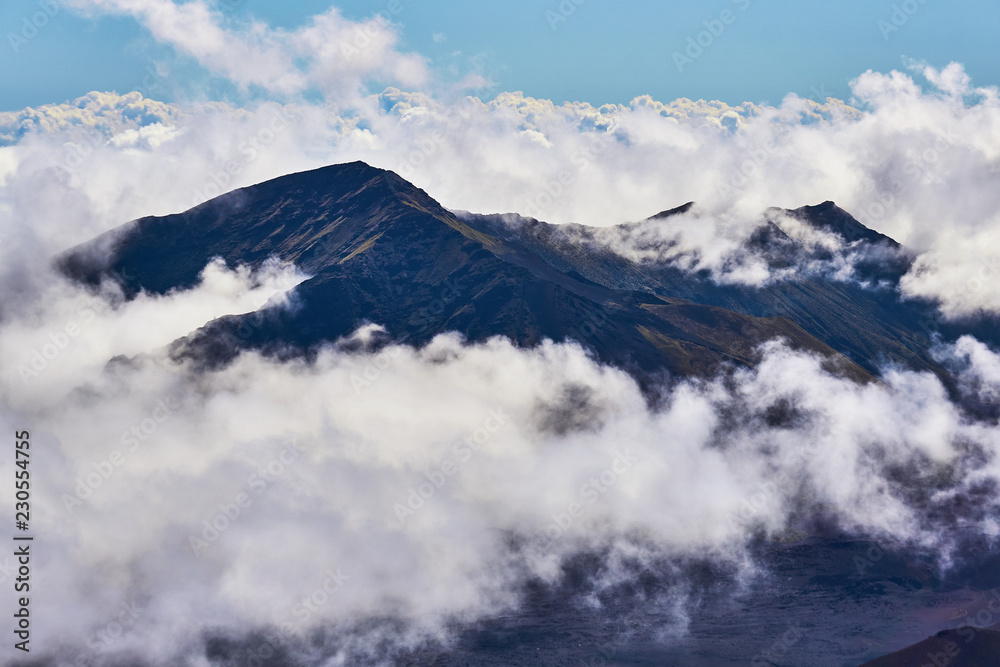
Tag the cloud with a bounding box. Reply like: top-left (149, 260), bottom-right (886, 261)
top-left (542, 203), bottom-right (909, 289)
top-left (0, 91), bottom-right (179, 146)
top-left (936, 335), bottom-right (1000, 404)
top-left (64, 0), bottom-right (428, 101)
top-left (1, 58), bottom-right (1000, 661)
top-left (2, 318), bottom-right (999, 662)
top-left (3, 69), bottom-right (1000, 323)
top-left (0, 257), bottom-right (305, 410)
top-left (2, 2), bottom-right (999, 660)
top-left (67, 0), bottom-right (305, 94)
top-left (6, 2), bottom-right (996, 316)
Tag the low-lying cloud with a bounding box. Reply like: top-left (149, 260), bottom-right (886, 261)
top-left (0, 257), bottom-right (305, 410)
top-left (2, 3), bottom-right (1000, 660)
top-left (2, 307), bottom-right (999, 662)
top-left (3, 60), bottom-right (999, 317)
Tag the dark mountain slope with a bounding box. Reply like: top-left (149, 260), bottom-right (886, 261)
top-left (861, 627), bottom-right (1000, 667)
top-left (794, 200), bottom-right (900, 247)
top-left (60, 161), bottom-right (500, 294)
top-left (60, 162), bottom-right (860, 381)
top-left (457, 203), bottom-right (991, 381)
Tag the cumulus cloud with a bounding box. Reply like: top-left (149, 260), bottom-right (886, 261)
top-left (8, 64), bottom-right (998, 316)
top-left (371, 64), bottom-right (999, 317)
top-left (0, 91), bottom-right (179, 145)
top-left (2, 319), bottom-right (999, 662)
top-left (1, 63), bottom-right (1000, 663)
top-left (936, 335), bottom-right (1000, 404)
top-left (7, 0), bottom-right (1000, 315)
top-left (63, 0), bottom-right (428, 101)
top-left (3, 3), bottom-right (1000, 661)
top-left (11, 3), bottom-right (989, 313)
top-left (0, 257), bottom-right (305, 410)
top-left (542, 204), bottom-right (909, 289)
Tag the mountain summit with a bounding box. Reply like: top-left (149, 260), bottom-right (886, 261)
top-left (59, 161), bottom-right (994, 386)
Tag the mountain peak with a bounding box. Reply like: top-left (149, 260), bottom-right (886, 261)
top-left (59, 164), bottom-right (975, 386)
top-left (647, 202), bottom-right (695, 220)
top-left (790, 201), bottom-right (899, 247)
top-left (60, 161), bottom-right (490, 294)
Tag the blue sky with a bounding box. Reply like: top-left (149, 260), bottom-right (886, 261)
top-left (2, 0), bottom-right (998, 110)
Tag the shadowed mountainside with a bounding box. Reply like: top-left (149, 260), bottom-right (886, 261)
top-left (861, 627), bottom-right (1000, 667)
top-left (59, 161), bottom-right (998, 388)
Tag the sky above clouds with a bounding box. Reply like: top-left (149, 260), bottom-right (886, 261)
top-left (3, 0), bottom-right (1000, 109)
top-left (1, 2), bottom-right (1000, 663)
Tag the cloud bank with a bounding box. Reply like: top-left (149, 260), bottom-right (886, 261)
top-left (1, 2), bottom-right (1000, 662)
top-left (2, 321), bottom-right (999, 663)
top-left (63, 0), bottom-right (429, 101)
top-left (2, 62), bottom-right (998, 317)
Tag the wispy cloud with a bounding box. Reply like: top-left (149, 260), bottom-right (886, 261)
top-left (3, 60), bottom-right (999, 316)
top-left (3, 325), bottom-right (999, 662)
top-left (64, 0), bottom-right (428, 101)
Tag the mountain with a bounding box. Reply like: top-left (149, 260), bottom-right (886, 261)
top-left (861, 627), bottom-right (1000, 667)
top-left (58, 161), bottom-right (996, 390)
top-left (452, 206), bottom-right (997, 388)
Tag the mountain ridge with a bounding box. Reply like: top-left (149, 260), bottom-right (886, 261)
top-left (57, 161), bottom-right (998, 391)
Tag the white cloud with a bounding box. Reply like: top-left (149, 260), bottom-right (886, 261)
top-left (3, 3), bottom-right (999, 660)
top-left (3, 67), bottom-right (1000, 320)
top-left (936, 335), bottom-right (1000, 403)
top-left (2, 53), bottom-right (1000, 659)
top-left (64, 0), bottom-right (428, 101)
top-left (0, 257), bottom-right (305, 410)
top-left (0, 91), bottom-right (179, 145)
top-left (2, 324), bottom-right (998, 662)
top-left (13, 5), bottom-right (994, 317)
